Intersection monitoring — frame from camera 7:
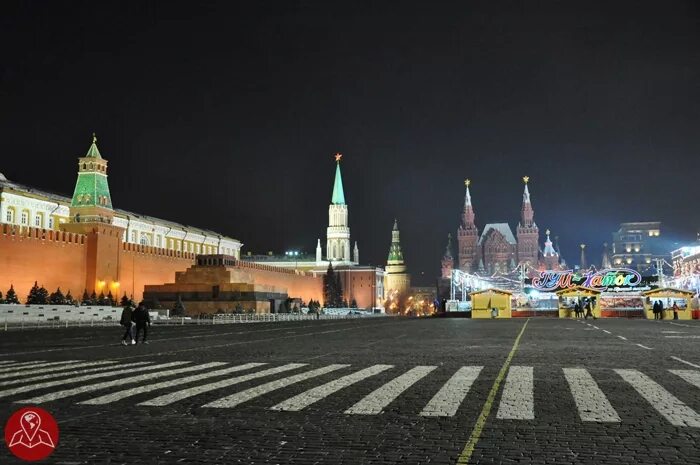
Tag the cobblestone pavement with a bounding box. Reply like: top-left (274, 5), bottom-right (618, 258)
top-left (1, 317), bottom-right (700, 464)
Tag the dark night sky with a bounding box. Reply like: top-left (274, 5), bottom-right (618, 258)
top-left (2, 1), bottom-right (699, 285)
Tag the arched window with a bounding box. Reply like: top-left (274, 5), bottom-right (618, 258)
top-left (5, 208), bottom-right (14, 223)
top-left (21, 211), bottom-right (28, 225)
top-left (155, 235), bottom-right (162, 248)
top-left (139, 234), bottom-right (149, 246)
top-left (130, 231), bottom-right (137, 243)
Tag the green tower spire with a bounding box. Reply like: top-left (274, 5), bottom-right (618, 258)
top-left (387, 219), bottom-right (404, 263)
top-left (331, 152), bottom-right (346, 205)
top-left (70, 134), bottom-right (113, 211)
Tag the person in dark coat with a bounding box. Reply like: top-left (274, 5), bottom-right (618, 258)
top-left (584, 300), bottom-right (594, 320)
top-left (659, 300), bottom-right (665, 320)
top-left (574, 302), bottom-right (581, 319)
top-left (132, 304), bottom-right (151, 344)
top-left (120, 305), bottom-right (135, 346)
top-left (652, 300), bottom-right (660, 320)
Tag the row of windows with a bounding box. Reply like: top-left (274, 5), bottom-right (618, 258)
top-left (4, 209), bottom-right (55, 229)
top-left (3, 208), bottom-right (236, 256)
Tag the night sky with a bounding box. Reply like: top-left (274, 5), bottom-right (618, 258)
top-left (2, 1), bottom-right (699, 285)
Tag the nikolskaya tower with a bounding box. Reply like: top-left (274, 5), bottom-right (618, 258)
top-left (317, 153), bottom-right (359, 265)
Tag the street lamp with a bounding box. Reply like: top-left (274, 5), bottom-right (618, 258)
top-left (285, 250), bottom-right (300, 271)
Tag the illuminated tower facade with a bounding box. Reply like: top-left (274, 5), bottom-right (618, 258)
top-left (541, 229), bottom-right (560, 270)
top-left (326, 153), bottom-right (353, 264)
top-left (441, 233), bottom-right (454, 279)
top-left (62, 134), bottom-right (125, 294)
top-left (457, 179), bottom-right (480, 272)
top-left (516, 176), bottom-right (539, 267)
top-left (385, 219), bottom-right (410, 295)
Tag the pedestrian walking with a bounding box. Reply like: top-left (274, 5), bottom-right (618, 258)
top-left (652, 300), bottom-right (660, 320)
top-left (120, 305), bottom-right (135, 346)
top-left (574, 302), bottom-right (581, 319)
top-left (659, 300), bottom-right (665, 320)
top-left (132, 304), bottom-right (151, 344)
top-left (672, 302), bottom-right (680, 320)
top-left (584, 300), bottom-right (594, 320)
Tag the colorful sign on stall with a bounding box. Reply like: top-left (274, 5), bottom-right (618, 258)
top-left (530, 268), bottom-right (649, 292)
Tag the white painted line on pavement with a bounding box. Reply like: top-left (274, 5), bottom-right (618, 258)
top-left (497, 366), bottom-right (534, 420)
top-left (205, 364), bottom-right (349, 408)
top-left (80, 363), bottom-right (266, 405)
top-left (670, 370), bottom-right (700, 390)
top-left (0, 361), bottom-right (46, 369)
top-left (636, 344), bottom-right (653, 350)
top-left (0, 360), bottom-right (16, 365)
top-left (602, 330), bottom-right (611, 334)
top-left (345, 366), bottom-right (437, 415)
top-left (617, 336), bottom-right (627, 341)
top-left (563, 368), bottom-right (620, 422)
top-left (0, 360), bottom-right (78, 374)
top-left (1, 360), bottom-right (117, 380)
top-left (0, 362), bottom-right (153, 387)
top-left (665, 335), bottom-right (700, 339)
top-left (592, 326), bottom-right (599, 330)
top-left (615, 369), bottom-right (700, 427)
top-left (272, 364), bottom-right (393, 412)
top-left (0, 361), bottom-right (189, 400)
top-left (662, 331), bottom-right (686, 334)
top-left (139, 363), bottom-right (306, 406)
top-left (670, 356), bottom-right (700, 369)
top-left (19, 362), bottom-right (228, 403)
top-left (420, 366), bottom-right (483, 417)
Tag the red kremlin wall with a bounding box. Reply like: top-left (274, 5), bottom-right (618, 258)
top-left (0, 224), bottom-right (195, 303)
top-left (0, 225), bottom-right (325, 306)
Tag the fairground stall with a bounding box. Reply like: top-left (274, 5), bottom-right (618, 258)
top-left (642, 288), bottom-right (694, 320)
top-left (526, 268), bottom-right (657, 318)
top-left (469, 288), bottom-right (513, 319)
top-left (555, 286), bottom-right (600, 318)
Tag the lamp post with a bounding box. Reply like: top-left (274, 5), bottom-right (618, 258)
top-left (285, 250), bottom-right (300, 271)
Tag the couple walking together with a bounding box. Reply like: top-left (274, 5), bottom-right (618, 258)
top-left (120, 304), bottom-right (151, 345)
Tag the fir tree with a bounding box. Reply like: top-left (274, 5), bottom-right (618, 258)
top-left (97, 291), bottom-right (107, 305)
top-left (0, 291), bottom-right (3, 304)
top-left (65, 290), bottom-right (75, 306)
top-left (37, 285), bottom-right (49, 305)
top-left (5, 285), bottom-right (20, 304)
top-left (350, 298), bottom-right (357, 308)
top-left (334, 273), bottom-right (344, 307)
top-left (120, 293), bottom-right (130, 307)
top-left (323, 262), bottom-right (336, 308)
top-left (90, 291), bottom-right (98, 304)
top-left (172, 295), bottom-right (186, 316)
top-left (107, 290), bottom-right (115, 306)
top-left (82, 289), bottom-right (90, 305)
top-left (27, 281), bottom-right (40, 304)
top-left (49, 287), bottom-right (65, 305)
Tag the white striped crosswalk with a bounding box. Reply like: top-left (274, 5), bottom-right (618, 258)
top-left (497, 366), bottom-right (534, 420)
top-left (563, 368), bottom-right (620, 422)
top-left (1, 359), bottom-right (700, 428)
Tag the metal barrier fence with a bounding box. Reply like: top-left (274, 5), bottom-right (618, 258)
top-left (3, 312), bottom-right (385, 331)
top-left (211, 312), bottom-right (383, 324)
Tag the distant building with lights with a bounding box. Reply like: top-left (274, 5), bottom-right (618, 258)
top-left (610, 222), bottom-right (666, 272)
top-left (443, 177), bottom-right (563, 277)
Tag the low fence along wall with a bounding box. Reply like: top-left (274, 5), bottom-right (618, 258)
top-left (0, 303), bottom-right (120, 323)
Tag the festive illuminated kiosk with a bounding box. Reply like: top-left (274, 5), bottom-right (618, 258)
top-left (642, 288), bottom-right (694, 320)
top-left (469, 288), bottom-right (513, 319)
top-left (555, 286), bottom-right (601, 318)
top-left (529, 268), bottom-right (652, 318)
